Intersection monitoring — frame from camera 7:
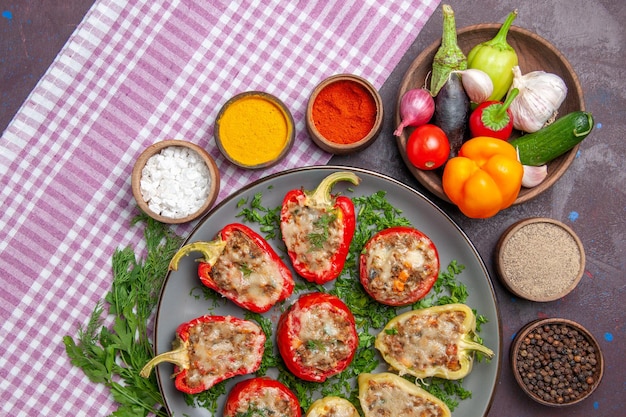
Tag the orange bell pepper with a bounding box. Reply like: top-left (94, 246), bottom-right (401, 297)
top-left (442, 136), bottom-right (523, 218)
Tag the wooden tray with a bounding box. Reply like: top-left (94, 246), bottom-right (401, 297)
top-left (395, 24), bottom-right (585, 205)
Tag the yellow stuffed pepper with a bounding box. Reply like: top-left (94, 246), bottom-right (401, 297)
top-left (442, 136), bottom-right (523, 219)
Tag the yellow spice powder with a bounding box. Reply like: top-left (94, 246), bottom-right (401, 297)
top-left (217, 95), bottom-right (291, 166)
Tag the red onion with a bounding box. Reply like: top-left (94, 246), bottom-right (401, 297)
top-left (394, 88), bottom-right (435, 136)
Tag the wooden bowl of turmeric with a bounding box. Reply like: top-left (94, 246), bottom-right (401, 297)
top-left (307, 74), bottom-right (384, 155)
top-left (214, 91), bottom-right (295, 169)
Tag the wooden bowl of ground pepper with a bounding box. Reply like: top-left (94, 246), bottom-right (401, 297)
top-left (495, 217), bottom-right (585, 302)
top-left (307, 74), bottom-right (383, 154)
top-left (511, 318), bottom-right (603, 406)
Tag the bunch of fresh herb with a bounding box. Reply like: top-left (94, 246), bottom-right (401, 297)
top-left (63, 214), bottom-right (183, 417)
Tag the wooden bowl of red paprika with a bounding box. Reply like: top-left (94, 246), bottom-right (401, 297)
top-left (396, 24), bottom-right (585, 206)
top-left (307, 74), bottom-right (384, 155)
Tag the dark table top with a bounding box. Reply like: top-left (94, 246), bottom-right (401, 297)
top-left (1, 0), bottom-right (623, 416)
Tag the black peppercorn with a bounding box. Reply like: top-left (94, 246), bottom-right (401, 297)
top-left (513, 320), bottom-right (602, 405)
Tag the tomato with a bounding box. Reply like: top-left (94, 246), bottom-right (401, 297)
top-left (359, 226), bottom-right (439, 306)
top-left (224, 377), bottom-right (301, 417)
top-left (277, 292), bottom-right (358, 382)
top-left (405, 124), bottom-right (450, 170)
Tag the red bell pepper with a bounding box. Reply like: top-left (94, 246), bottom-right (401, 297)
top-left (359, 226), bottom-right (440, 306)
top-left (276, 292), bottom-right (358, 382)
top-left (169, 223), bottom-right (294, 313)
top-left (139, 315), bottom-right (266, 394)
top-left (280, 171), bottom-right (360, 284)
top-left (468, 88), bottom-right (519, 139)
top-left (223, 377), bottom-right (302, 417)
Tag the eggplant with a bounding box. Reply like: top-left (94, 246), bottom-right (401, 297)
top-left (433, 72), bottom-right (470, 157)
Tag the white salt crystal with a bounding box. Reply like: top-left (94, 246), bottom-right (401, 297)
top-left (139, 145), bottom-right (212, 219)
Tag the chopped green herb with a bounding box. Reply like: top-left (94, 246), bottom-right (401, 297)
top-left (306, 340), bottom-right (326, 351)
top-left (236, 192), bottom-right (281, 239)
top-left (63, 214), bottom-right (183, 417)
top-left (240, 263), bottom-right (253, 277)
top-left (245, 311), bottom-right (279, 375)
top-left (307, 212), bottom-right (338, 249)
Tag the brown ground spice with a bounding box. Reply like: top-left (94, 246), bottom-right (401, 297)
top-left (501, 222), bottom-right (583, 300)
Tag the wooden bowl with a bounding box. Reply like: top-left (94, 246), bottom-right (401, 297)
top-left (396, 24), bottom-right (585, 205)
top-left (307, 74), bottom-right (384, 155)
top-left (131, 139), bottom-right (220, 224)
top-left (511, 318), bottom-right (603, 406)
top-left (495, 217), bottom-right (585, 302)
top-left (214, 91), bottom-right (295, 169)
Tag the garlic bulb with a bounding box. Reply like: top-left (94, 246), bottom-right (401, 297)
top-left (522, 164), bottom-right (548, 188)
top-left (509, 66), bottom-right (567, 132)
top-left (456, 69), bottom-right (493, 104)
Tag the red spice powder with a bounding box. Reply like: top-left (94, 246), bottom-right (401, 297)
top-left (312, 80), bottom-right (377, 144)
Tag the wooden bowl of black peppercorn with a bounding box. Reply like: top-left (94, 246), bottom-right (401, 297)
top-left (511, 318), bottom-right (604, 407)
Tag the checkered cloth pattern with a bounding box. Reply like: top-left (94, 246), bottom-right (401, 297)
top-left (0, 0), bottom-right (440, 415)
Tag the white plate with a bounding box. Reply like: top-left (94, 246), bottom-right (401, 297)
top-left (154, 165), bottom-right (501, 416)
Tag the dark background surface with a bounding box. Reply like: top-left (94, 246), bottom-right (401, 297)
top-left (2, 0), bottom-right (624, 416)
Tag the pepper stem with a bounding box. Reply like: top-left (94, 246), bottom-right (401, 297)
top-left (169, 239), bottom-right (227, 271)
top-left (494, 88), bottom-right (519, 119)
top-left (139, 342), bottom-right (189, 378)
top-left (306, 171), bottom-right (360, 208)
top-left (460, 336), bottom-right (495, 359)
top-left (489, 9), bottom-right (517, 47)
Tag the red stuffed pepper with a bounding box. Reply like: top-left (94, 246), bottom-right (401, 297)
top-left (359, 226), bottom-right (440, 306)
top-left (280, 171), bottom-right (360, 284)
top-left (276, 292), bottom-right (358, 382)
top-left (224, 377), bottom-right (302, 417)
top-left (169, 223), bottom-right (294, 313)
top-left (139, 315), bottom-right (265, 394)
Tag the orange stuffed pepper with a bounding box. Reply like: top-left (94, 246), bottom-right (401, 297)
top-left (442, 136), bottom-right (523, 219)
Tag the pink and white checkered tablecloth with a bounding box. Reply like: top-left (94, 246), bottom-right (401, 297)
top-left (0, 0), bottom-right (440, 415)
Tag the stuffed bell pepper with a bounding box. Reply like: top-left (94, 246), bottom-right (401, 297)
top-left (442, 136), bottom-right (523, 219)
top-left (305, 396), bottom-right (359, 417)
top-left (280, 171), bottom-right (360, 284)
top-left (359, 226), bottom-right (440, 306)
top-left (277, 292), bottom-right (358, 382)
top-left (358, 372), bottom-right (451, 417)
top-left (224, 377), bottom-right (301, 417)
top-left (139, 315), bottom-right (265, 394)
top-left (375, 303), bottom-right (494, 380)
top-left (169, 223), bottom-right (294, 313)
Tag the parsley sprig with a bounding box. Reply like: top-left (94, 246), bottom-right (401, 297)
top-left (63, 214), bottom-right (184, 417)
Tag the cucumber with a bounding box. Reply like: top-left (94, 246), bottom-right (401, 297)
top-left (508, 111), bottom-right (594, 166)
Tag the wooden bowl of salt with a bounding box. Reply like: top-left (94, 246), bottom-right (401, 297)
top-left (495, 217), bottom-right (585, 302)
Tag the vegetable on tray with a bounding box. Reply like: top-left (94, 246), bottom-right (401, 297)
top-left (375, 303), bottom-right (495, 380)
top-left (405, 124), bottom-right (450, 170)
top-left (359, 226), bottom-right (440, 306)
top-left (139, 315), bottom-right (266, 394)
top-left (442, 136), bottom-right (523, 218)
top-left (223, 377), bottom-right (302, 417)
top-left (276, 292), bottom-right (358, 382)
top-left (358, 372), bottom-right (452, 417)
top-left (169, 222), bottom-right (294, 313)
top-left (394, 88), bottom-right (435, 136)
top-left (509, 111), bottom-right (594, 166)
top-left (433, 72), bottom-right (470, 157)
top-left (430, 4), bottom-right (467, 97)
top-left (508, 66), bottom-right (568, 133)
top-left (280, 171), bottom-right (360, 284)
top-left (467, 9), bottom-right (519, 101)
top-left (468, 87), bottom-right (519, 139)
